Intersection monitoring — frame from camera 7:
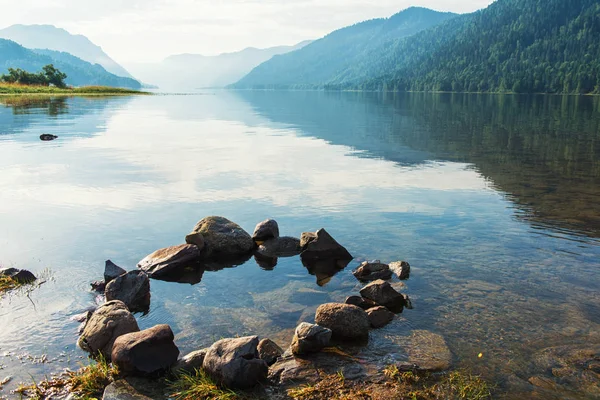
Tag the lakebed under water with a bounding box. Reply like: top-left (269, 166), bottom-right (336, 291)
top-left (0, 91), bottom-right (599, 399)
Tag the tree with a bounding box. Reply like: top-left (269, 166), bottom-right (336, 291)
top-left (0, 64), bottom-right (67, 87)
top-left (42, 64), bottom-right (67, 88)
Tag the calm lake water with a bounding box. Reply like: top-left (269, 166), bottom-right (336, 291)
top-left (0, 92), bottom-right (599, 399)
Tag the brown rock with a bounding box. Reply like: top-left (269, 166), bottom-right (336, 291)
top-left (258, 338), bottom-right (284, 366)
top-left (315, 303), bottom-right (369, 340)
top-left (345, 295), bottom-right (380, 310)
top-left (360, 279), bottom-right (406, 313)
top-left (112, 324), bottom-right (180, 376)
top-left (299, 229), bottom-right (352, 261)
top-left (389, 261), bottom-right (411, 280)
top-left (172, 349), bottom-right (208, 374)
top-left (105, 270), bottom-right (151, 313)
top-left (185, 216), bottom-right (253, 258)
top-left (137, 244), bottom-right (202, 278)
top-left (353, 261), bottom-right (392, 281)
top-left (366, 306), bottom-right (395, 328)
top-left (252, 219), bottom-right (279, 242)
top-left (291, 323), bottom-right (332, 355)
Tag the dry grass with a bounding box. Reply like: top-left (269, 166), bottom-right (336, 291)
top-left (0, 82), bottom-right (147, 95)
top-left (0, 275), bottom-right (22, 293)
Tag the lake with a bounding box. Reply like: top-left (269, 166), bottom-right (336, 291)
top-left (0, 91), bottom-right (599, 399)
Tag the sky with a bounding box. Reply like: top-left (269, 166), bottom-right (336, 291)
top-left (0, 0), bottom-right (495, 63)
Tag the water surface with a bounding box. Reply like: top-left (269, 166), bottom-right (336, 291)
top-left (0, 92), bottom-right (599, 399)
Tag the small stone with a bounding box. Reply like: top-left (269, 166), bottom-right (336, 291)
top-left (104, 260), bottom-right (126, 283)
top-left (258, 339), bottom-right (283, 366)
top-left (299, 229), bottom-right (352, 261)
top-left (389, 261), bottom-right (411, 280)
top-left (403, 294), bottom-right (413, 310)
top-left (352, 261), bottom-right (392, 281)
top-left (105, 270), bottom-right (151, 313)
top-left (252, 219), bottom-right (280, 242)
top-left (366, 306), bottom-right (395, 328)
top-left (39, 134), bottom-right (58, 141)
top-left (91, 280), bottom-right (106, 292)
top-left (315, 303), bottom-right (369, 340)
top-left (359, 279), bottom-right (406, 313)
top-left (172, 349), bottom-right (208, 374)
top-left (291, 323), bottom-right (332, 355)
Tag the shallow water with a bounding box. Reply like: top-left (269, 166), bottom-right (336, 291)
top-left (0, 92), bottom-right (599, 398)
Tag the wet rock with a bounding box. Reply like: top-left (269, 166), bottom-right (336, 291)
top-left (203, 335), bottom-right (268, 389)
top-left (360, 279), bottom-right (406, 313)
top-left (366, 306), bottom-right (395, 328)
top-left (252, 219), bottom-right (279, 243)
top-left (407, 330), bottom-right (451, 371)
top-left (91, 280), bottom-right (106, 292)
top-left (105, 271), bottom-right (151, 313)
top-left (389, 261), bottom-right (411, 280)
top-left (352, 261), bottom-right (392, 281)
top-left (112, 324), bottom-right (179, 376)
top-left (104, 260), bottom-right (126, 283)
top-left (185, 216), bottom-right (253, 258)
top-left (102, 379), bottom-right (153, 400)
top-left (0, 268), bottom-right (36, 283)
top-left (258, 338), bottom-right (284, 366)
top-left (78, 300), bottom-right (140, 360)
top-left (39, 134), bottom-right (58, 141)
top-left (291, 322), bottom-right (332, 355)
top-left (403, 294), bottom-right (413, 310)
top-left (172, 349), bottom-right (208, 374)
top-left (301, 256), bottom-right (351, 286)
top-left (137, 244), bottom-right (202, 278)
top-left (315, 303), bottom-right (369, 340)
top-left (345, 295), bottom-right (380, 310)
top-left (257, 237), bottom-right (302, 257)
top-left (299, 229), bottom-right (352, 261)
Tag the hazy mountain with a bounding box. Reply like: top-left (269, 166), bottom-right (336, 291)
top-left (232, 7), bottom-right (457, 88)
top-left (0, 24), bottom-right (134, 79)
top-left (125, 41), bottom-right (311, 91)
top-left (0, 39), bottom-right (141, 89)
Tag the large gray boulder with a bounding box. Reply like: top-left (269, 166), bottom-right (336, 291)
top-left (315, 303), bottom-right (369, 340)
top-left (252, 219), bottom-right (279, 243)
top-left (256, 236), bottom-right (302, 258)
top-left (78, 300), bottom-right (140, 360)
top-left (203, 336), bottom-right (268, 389)
top-left (104, 260), bottom-right (126, 283)
top-left (105, 271), bottom-right (151, 313)
top-left (359, 279), bottom-right (406, 313)
top-left (299, 229), bottom-right (352, 261)
top-left (291, 322), bottom-right (332, 355)
top-left (137, 244), bottom-right (202, 278)
top-left (112, 324), bottom-right (179, 376)
top-left (352, 261), bottom-right (392, 281)
top-left (0, 267), bottom-right (36, 283)
top-left (185, 216), bottom-right (253, 258)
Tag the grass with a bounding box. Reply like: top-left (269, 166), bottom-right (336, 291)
top-left (0, 82), bottom-right (148, 95)
top-left (0, 275), bottom-right (22, 293)
top-left (14, 355), bottom-right (118, 399)
top-left (288, 367), bottom-right (492, 400)
top-left (167, 369), bottom-right (241, 400)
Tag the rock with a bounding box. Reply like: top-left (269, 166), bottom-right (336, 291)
top-left (291, 322), bottom-right (332, 355)
top-left (389, 261), bottom-right (411, 280)
top-left (252, 219), bottom-right (279, 243)
top-left (315, 303), bottom-right (369, 340)
top-left (360, 279), bottom-right (406, 313)
top-left (78, 300), bottom-right (139, 360)
top-left (105, 260), bottom-right (127, 283)
top-left (39, 134), bottom-right (58, 141)
top-left (203, 336), bottom-right (268, 389)
top-left (0, 268), bottom-right (36, 283)
top-left (299, 229), bottom-right (352, 261)
top-left (137, 244), bottom-right (202, 278)
top-left (366, 306), bottom-right (395, 328)
top-left (407, 330), bottom-right (452, 371)
top-left (185, 216), bottom-right (253, 258)
top-left (105, 271), bottom-right (151, 313)
top-left (301, 256), bottom-right (351, 286)
top-left (112, 325), bottom-right (179, 376)
top-left (344, 296), bottom-right (380, 310)
top-left (102, 380), bottom-right (153, 400)
top-left (403, 294), bottom-right (413, 310)
top-left (257, 237), bottom-right (302, 257)
top-left (258, 339), bottom-right (284, 366)
top-left (91, 280), bottom-right (106, 292)
top-left (172, 349), bottom-right (208, 374)
top-left (352, 261), bottom-right (392, 281)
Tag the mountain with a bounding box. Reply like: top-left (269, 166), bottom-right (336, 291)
top-left (232, 7), bottom-right (457, 89)
top-left (0, 39), bottom-right (141, 89)
top-left (0, 24), bottom-right (134, 79)
top-left (125, 41), bottom-right (311, 90)
top-left (234, 0), bottom-right (600, 94)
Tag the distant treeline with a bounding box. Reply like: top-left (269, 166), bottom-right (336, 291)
top-left (1, 64), bottom-right (67, 88)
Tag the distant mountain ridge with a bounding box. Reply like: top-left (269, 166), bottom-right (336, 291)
top-left (232, 7), bottom-right (457, 88)
top-left (0, 39), bottom-right (141, 89)
top-left (0, 24), bottom-right (134, 79)
top-left (125, 41), bottom-right (312, 90)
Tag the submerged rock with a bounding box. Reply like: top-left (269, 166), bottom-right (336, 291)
top-left (366, 306), bottom-right (395, 328)
top-left (252, 219), bottom-right (279, 243)
top-left (102, 380), bottom-right (154, 400)
top-left (172, 348), bottom-right (208, 374)
top-left (0, 268), bottom-right (36, 284)
top-left (203, 336), bottom-right (268, 389)
top-left (78, 300), bottom-right (139, 360)
top-left (389, 261), bottom-right (411, 280)
top-left (105, 271), bottom-right (151, 313)
top-left (257, 236), bottom-right (302, 257)
top-left (406, 330), bottom-right (451, 371)
top-left (137, 244), bottom-right (202, 278)
top-left (185, 216), bottom-right (253, 258)
top-left (315, 303), bottom-right (369, 340)
top-left (344, 295), bottom-right (380, 310)
top-left (291, 322), bottom-right (332, 355)
top-left (359, 279), bottom-right (406, 313)
top-left (299, 229), bottom-right (353, 261)
top-left (104, 260), bottom-right (126, 283)
top-left (258, 338), bottom-right (284, 366)
top-left (112, 324), bottom-right (180, 376)
top-left (352, 261), bottom-right (392, 282)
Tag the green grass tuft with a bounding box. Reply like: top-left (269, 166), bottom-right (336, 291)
top-left (168, 369), bottom-right (240, 400)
